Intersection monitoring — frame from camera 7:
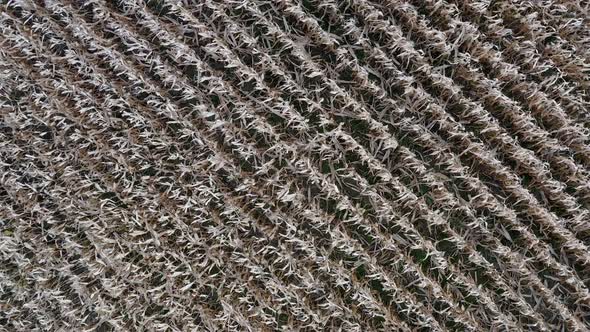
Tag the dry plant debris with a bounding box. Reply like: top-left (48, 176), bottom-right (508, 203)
top-left (1, 0), bottom-right (590, 331)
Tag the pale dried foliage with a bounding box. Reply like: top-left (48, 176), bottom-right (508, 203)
top-left (0, 0), bottom-right (590, 331)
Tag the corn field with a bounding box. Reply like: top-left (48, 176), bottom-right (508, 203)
top-left (1, 0), bottom-right (590, 331)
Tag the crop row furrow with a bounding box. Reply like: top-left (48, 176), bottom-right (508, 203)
top-left (1, 4), bottom-right (408, 326)
top-left (298, 0), bottom-right (590, 305)
top-left (373, 0), bottom-right (590, 209)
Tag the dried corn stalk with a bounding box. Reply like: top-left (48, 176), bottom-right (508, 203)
top-left (1, 0), bottom-right (590, 331)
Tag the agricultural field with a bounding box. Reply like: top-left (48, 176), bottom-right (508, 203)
top-left (1, 0), bottom-right (590, 330)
